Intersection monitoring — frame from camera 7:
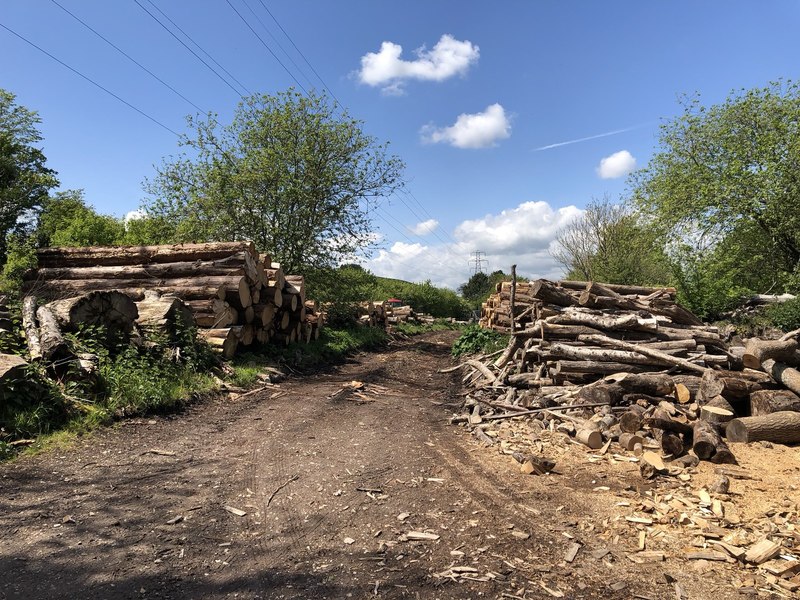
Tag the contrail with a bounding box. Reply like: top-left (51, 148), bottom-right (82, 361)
top-left (534, 125), bottom-right (644, 151)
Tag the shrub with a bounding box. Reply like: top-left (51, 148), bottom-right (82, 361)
top-left (451, 325), bottom-right (508, 357)
top-left (766, 297), bottom-right (800, 331)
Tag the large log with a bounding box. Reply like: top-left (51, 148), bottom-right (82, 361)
top-left (539, 342), bottom-right (674, 367)
top-left (577, 334), bottom-right (708, 374)
top-left (761, 359), bottom-right (800, 396)
top-left (554, 360), bottom-right (651, 375)
top-left (699, 370), bottom-right (763, 404)
top-left (47, 291), bottom-right (138, 335)
top-left (547, 308), bottom-right (657, 331)
top-left (35, 305), bottom-right (70, 362)
top-left (558, 280), bottom-right (676, 297)
top-left (0, 353), bottom-right (28, 385)
top-left (742, 338), bottom-right (799, 369)
top-left (135, 296), bottom-right (194, 339)
top-left (27, 252), bottom-right (261, 284)
top-left (726, 412), bottom-right (800, 444)
top-left (530, 279), bottom-right (579, 307)
top-left (749, 389), bottom-right (800, 416)
top-left (36, 241), bottom-right (258, 268)
top-left (197, 327), bottom-right (241, 359)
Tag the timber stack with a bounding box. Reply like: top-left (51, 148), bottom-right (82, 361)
top-left (21, 242), bottom-right (324, 358)
top-left (452, 278), bottom-right (800, 471)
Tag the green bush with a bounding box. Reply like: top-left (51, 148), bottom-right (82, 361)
top-left (766, 297), bottom-right (800, 331)
top-left (451, 325), bottom-right (508, 357)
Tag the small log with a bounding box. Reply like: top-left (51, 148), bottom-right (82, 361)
top-left (742, 338), bottom-right (799, 369)
top-left (530, 279), bottom-right (579, 307)
top-left (660, 431), bottom-right (685, 457)
top-left (700, 396), bottom-right (736, 424)
top-left (578, 334), bottom-right (708, 374)
top-left (693, 420), bottom-right (736, 463)
top-left (136, 296), bottom-right (194, 340)
top-left (761, 359), bottom-right (800, 396)
top-left (576, 384), bottom-right (626, 406)
top-left (671, 374), bottom-right (702, 403)
top-left (555, 360), bottom-right (650, 375)
top-left (749, 389), bottom-right (800, 416)
top-left (726, 412), bottom-right (800, 444)
top-left (558, 280), bottom-right (676, 297)
top-left (575, 428), bottom-right (603, 449)
top-left (197, 327), bottom-right (241, 359)
top-left (465, 359), bottom-right (497, 384)
top-left (618, 432), bottom-right (643, 450)
top-left (606, 372), bottom-right (675, 397)
top-left (700, 370), bottom-right (763, 404)
top-left (619, 409), bottom-right (644, 433)
top-left (644, 416), bottom-right (694, 438)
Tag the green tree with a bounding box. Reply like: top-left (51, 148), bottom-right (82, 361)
top-left (38, 190), bottom-right (125, 247)
top-left (552, 197), bottom-right (671, 285)
top-left (144, 89), bottom-right (405, 273)
top-left (0, 89), bottom-right (59, 266)
top-left (631, 81), bottom-right (800, 295)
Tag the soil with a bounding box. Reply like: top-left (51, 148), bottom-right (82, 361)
top-left (0, 331), bottom-right (796, 599)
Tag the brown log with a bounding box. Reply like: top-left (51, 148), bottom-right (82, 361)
top-left (27, 253), bottom-right (261, 284)
top-left (530, 279), bottom-right (579, 307)
top-left (576, 384), bottom-right (626, 406)
top-left (554, 360), bottom-right (651, 375)
top-left (749, 389), bottom-right (800, 416)
top-left (284, 275), bottom-right (306, 303)
top-left (35, 305), bottom-right (70, 362)
top-left (761, 359), bottom-right (800, 396)
top-left (699, 370), bottom-right (763, 405)
top-left (265, 267), bottom-right (285, 288)
top-left (577, 292), bottom-right (641, 311)
top-left (742, 338), bottom-right (799, 369)
top-left (699, 397), bottom-right (735, 424)
top-left (135, 296), bottom-right (194, 339)
top-left (36, 241), bottom-right (257, 268)
top-left (644, 416), bottom-right (694, 438)
top-left (21, 296), bottom-right (42, 360)
top-left (693, 420), bottom-right (736, 463)
top-left (671, 374), bottom-right (702, 403)
top-left (619, 409), bottom-right (644, 433)
top-left (660, 431), bottom-right (685, 457)
top-left (645, 297), bottom-right (704, 326)
top-left (618, 432), bottom-right (643, 450)
top-left (47, 291), bottom-right (138, 335)
top-left (197, 326), bottom-right (241, 359)
top-left (575, 428), bottom-right (603, 449)
top-left (725, 411), bottom-right (800, 444)
top-left (606, 372), bottom-right (675, 397)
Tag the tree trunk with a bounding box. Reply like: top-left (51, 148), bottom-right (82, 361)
top-left (47, 291), bottom-right (138, 334)
top-left (761, 359), bottom-right (800, 395)
top-left (197, 327), bottom-right (241, 359)
top-left (725, 412), bottom-right (800, 444)
top-left (576, 334), bottom-right (709, 373)
top-left (21, 296), bottom-right (42, 361)
top-left (699, 370), bottom-right (763, 403)
top-left (135, 296), bottom-right (194, 339)
top-left (531, 279), bottom-right (579, 307)
top-left (605, 372), bottom-right (675, 396)
top-left (554, 360), bottom-right (651, 375)
top-left (36, 241), bottom-right (258, 268)
top-left (749, 389), bottom-right (800, 416)
top-left (547, 308), bottom-right (657, 331)
top-left (35, 305), bottom-right (70, 362)
top-left (742, 338), bottom-right (799, 369)
top-left (558, 280), bottom-right (676, 297)
top-left (540, 341), bottom-right (677, 367)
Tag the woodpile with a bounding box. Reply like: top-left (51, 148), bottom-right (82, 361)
top-left (451, 279), bottom-right (800, 470)
top-left (20, 242), bottom-right (325, 358)
top-left (358, 301), bottom-right (388, 328)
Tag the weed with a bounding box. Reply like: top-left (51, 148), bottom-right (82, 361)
top-left (451, 325), bottom-right (508, 358)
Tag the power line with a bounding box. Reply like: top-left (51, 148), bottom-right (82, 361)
top-left (0, 21), bottom-right (180, 136)
top-left (49, 0), bottom-right (206, 114)
top-left (223, 0), bottom-right (309, 96)
top-left (144, 0), bottom-right (252, 97)
top-left (132, 0), bottom-right (247, 98)
top-left (255, 0), bottom-right (343, 108)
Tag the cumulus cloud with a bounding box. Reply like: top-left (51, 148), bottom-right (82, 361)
top-left (124, 209), bottom-right (146, 224)
top-left (421, 104), bottom-right (511, 149)
top-left (410, 219), bottom-right (439, 235)
top-left (596, 150), bottom-right (636, 179)
top-left (358, 34), bottom-right (479, 94)
top-left (362, 201), bottom-right (582, 289)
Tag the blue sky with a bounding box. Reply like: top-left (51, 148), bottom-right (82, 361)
top-left (3, 1), bottom-right (799, 287)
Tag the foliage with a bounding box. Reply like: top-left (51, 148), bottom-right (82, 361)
top-left (631, 81), bottom-right (800, 299)
top-left (393, 319), bottom-right (463, 336)
top-left (144, 89), bottom-right (405, 273)
top-left (0, 89), bottom-right (59, 268)
top-left (552, 196), bottom-right (672, 285)
top-left (0, 364), bottom-right (69, 441)
top-left (451, 325), bottom-right (508, 358)
top-left (308, 264), bottom-right (379, 328)
top-left (37, 190), bottom-right (125, 248)
top-left (373, 277), bottom-right (470, 319)
top-left (766, 297), bottom-right (800, 331)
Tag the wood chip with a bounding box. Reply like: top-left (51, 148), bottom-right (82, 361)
top-left (745, 539), bottom-right (782, 564)
top-left (512, 531), bottom-right (531, 540)
top-left (565, 542), bottom-right (581, 563)
top-left (166, 515), bottom-right (184, 525)
top-left (406, 531), bottom-right (440, 541)
top-left (223, 505), bottom-right (246, 517)
top-left (625, 516), bottom-right (653, 525)
top-left (685, 550), bottom-right (731, 561)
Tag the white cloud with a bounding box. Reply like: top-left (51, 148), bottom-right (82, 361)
top-left (362, 201), bottom-right (582, 290)
top-left (421, 103), bottom-right (511, 149)
top-left (596, 150), bottom-right (636, 179)
top-left (410, 219), bottom-right (439, 235)
top-left (124, 209), bottom-right (146, 224)
top-left (358, 34), bottom-right (479, 94)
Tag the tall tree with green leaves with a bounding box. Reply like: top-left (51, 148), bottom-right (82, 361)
top-left (144, 89), bottom-right (405, 274)
top-left (631, 81), bottom-right (800, 296)
top-left (0, 89), bottom-right (58, 266)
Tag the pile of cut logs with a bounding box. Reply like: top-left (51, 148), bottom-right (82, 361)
top-left (358, 301), bottom-right (388, 328)
top-left (20, 242), bottom-right (324, 359)
top-left (454, 279), bottom-right (800, 469)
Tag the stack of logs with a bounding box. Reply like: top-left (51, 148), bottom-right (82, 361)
top-left (21, 242), bottom-right (324, 359)
top-left (454, 279), bottom-right (800, 470)
top-left (358, 301), bottom-right (388, 328)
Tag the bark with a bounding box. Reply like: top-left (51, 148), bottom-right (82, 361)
top-left (576, 384), bottom-right (626, 406)
top-left (761, 359), bottom-right (800, 395)
top-left (35, 305), bottom-right (70, 362)
top-left (577, 334), bottom-right (708, 373)
top-left (539, 341), bottom-right (677, 367)
top-left (725, 411), bottom-right (800, 444)
top-left (605, 372), bottom-right (675, 397)
top-left (530, 279), bottom-right (579, 307)
top-left (197, 327), bottom-right (241, 359)
top-left (693, 420), bottom-right (736, 463)
top-left (547, 308), bottom-right (657, 331)
top-left (554, 360), bottom-right (651, 375)
top-left (36, 241), bottom-right (257, 268)
top-left (21, 296), bottom-right (42, 361)
top-left (558, 280), bottom-right (676, 297)
top-left (742, 338), bottom-right (799, 369)
top-left (47, 291), bottom-right (138, 334)
top-left (135, 296), bottom-right (194, 338)
top-left (749, 389), bottom-right (800, 416)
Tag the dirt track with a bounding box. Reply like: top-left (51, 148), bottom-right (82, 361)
top-left (0, 331), bottom-right (767, 599)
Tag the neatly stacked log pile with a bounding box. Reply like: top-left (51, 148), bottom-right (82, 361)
top-left (358, 301), bottom-right (388, 328)
top-left (21, 242), bottom-right (324, 358)
top-left (453, 279), bottom-right (800, 469)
